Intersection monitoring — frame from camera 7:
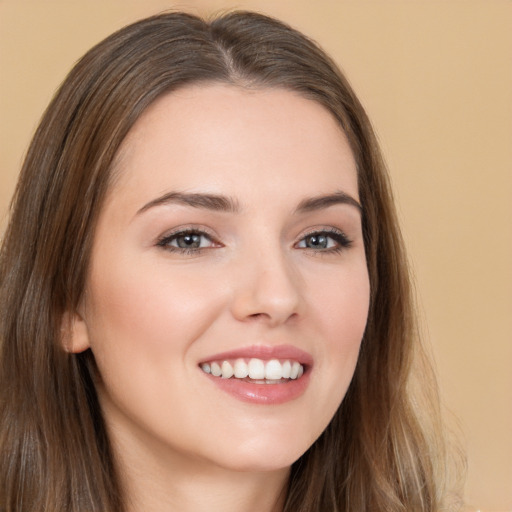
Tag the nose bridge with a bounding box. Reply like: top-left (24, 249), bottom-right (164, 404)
top-left (230, 237), bottom-right (302, 325)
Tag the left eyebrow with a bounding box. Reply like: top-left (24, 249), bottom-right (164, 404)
top-left (294, 191), bottom-right (362, 214)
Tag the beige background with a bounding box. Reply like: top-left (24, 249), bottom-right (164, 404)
top-left (0, 1), bottom-right (510, 509)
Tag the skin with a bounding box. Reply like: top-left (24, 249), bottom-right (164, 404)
top-left (69, 84), bottom-right (370, 512)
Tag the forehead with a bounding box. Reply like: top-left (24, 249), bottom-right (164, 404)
top-left (110, 83), bottom-right (358, 207)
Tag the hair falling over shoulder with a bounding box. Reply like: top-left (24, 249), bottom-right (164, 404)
top-left (0, 10), bottom-right (464, 512)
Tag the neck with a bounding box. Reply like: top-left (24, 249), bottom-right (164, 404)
top-left (125, 464), bottom-right (288, 512)
top-left (111, 425), bottom-right (290, 512)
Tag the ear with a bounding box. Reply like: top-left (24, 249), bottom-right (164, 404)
top-left (61, 310), bottom-right (91, 353)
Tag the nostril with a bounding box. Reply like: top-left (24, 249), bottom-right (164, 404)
top-left (245, 311), bottom-right (299, 327)
top-left (248, 312), bottom-right (267, 319)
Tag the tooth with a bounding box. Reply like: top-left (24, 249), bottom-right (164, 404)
top-left (206, 358), bottom-right (304, 381)
top-left (210, 362), bottom-right (222, 377)
top-left (290, 361), bottom-right (300, 379)
top-left (265, 359), bottom-right (283, 380)
top-left (282, 360), bottom-right (291, 379)
top-left (248, 358), bottom-right (265, 379)
top-left (221, 361), bottom-right (234, 379)
top-left (234, 359), bottom-right (249, 378)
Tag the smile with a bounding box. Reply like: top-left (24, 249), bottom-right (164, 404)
top-left (200, 358), bottom-right (305, 381)
top-left (199, 346), bottom-right (312, 404)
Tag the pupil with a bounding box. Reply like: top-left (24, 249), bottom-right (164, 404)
top-left (307, 235), bottom-right (328, 249)
top-left (178, 234), bottom-right (201, 248)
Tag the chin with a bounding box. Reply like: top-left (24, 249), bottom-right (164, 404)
top-left (204, 435), bottom-right (312, 474)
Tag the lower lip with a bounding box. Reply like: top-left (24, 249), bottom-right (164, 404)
top-left (202, 370), bottom-right (311, 404)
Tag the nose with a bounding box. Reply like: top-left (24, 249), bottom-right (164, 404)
top-left (230, 250), bottom-right (302, 326)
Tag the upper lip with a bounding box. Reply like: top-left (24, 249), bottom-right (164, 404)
top-left (199, 344), bottom-right (314, 367)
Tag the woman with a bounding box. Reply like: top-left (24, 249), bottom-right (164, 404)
top-left (0, 11), bottom-right (459, 512)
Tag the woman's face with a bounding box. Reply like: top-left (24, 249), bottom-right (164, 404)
top-left (73, 84), bottom-right (370, 473)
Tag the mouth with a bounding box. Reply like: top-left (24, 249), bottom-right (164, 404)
top-left (198, 345), bottom-right (312, 404)
top-left (200, 357), bottom-right (305, 383)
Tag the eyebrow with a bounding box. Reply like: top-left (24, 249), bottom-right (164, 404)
top-left (136, 192), bottom-right (240, 215)
top-left (136, 190), bottom-right (362, 216)
top-left (295, 191), bottom-right (362, 214)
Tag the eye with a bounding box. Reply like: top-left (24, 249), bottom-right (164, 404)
top-left (296, 229), bottom-right (352, 252)
top-left (157, 229), bottom-right (219, 253)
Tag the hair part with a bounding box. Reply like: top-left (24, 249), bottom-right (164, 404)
top-left (0, 11), bottom-right (460, 511)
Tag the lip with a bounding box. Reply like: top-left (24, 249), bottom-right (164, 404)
top-left (199, 344), bottom-right (313, 405)
top-left (199, 344), bottom-right (314, 366)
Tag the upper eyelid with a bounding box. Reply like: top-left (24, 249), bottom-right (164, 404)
top-left (295, 226), bottom-right (350, 240)
top-left (299, 226), bottom-right (344, 235)
top-left (157, 225), bottom-right (218, 241)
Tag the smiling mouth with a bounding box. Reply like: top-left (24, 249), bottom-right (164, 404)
top-left (200, 358), bottom-right (305, 382)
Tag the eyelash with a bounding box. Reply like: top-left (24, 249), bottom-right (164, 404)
top-left (156, 227), bottom-right (352, 255)
top-left (156, 228), bottom-right (220, 255)
top-left (295, 228), bottom-right (352, 254)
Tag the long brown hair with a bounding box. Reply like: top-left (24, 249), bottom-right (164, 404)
top-left (0, 11), bottom-right (458, 511)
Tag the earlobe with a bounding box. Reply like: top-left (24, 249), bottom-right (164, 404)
top-left (61, 310), bottom-right (91, 353)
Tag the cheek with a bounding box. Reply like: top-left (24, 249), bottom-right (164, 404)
top-left (81, 258), bottom-right (232, 447)
top-left (309, 258), bottom-right (369, 338)
top-left (307, 262), bottom-right (369, 394)
top-left (84, 256), bottom-right (227, 367)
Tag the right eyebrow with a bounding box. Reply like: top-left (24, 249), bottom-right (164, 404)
top-left (136, 191), bottom-right (241, 216)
